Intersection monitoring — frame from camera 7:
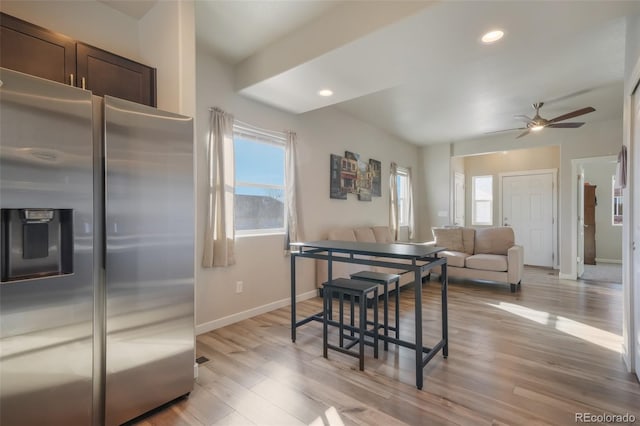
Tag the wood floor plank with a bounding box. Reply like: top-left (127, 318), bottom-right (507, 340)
top-left (131, 267), bottom-right (640, 425)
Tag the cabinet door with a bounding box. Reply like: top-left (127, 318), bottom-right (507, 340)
top-left (76, 43), bottom-right (156, 107)
top-left (0, 13), bottom-right (75, 85)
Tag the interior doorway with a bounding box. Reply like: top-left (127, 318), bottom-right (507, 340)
top-left (574, 156), bottom-right (621, 280)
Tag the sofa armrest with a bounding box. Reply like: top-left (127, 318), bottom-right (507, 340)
top-left (507, 245), bottom-right (524, 284)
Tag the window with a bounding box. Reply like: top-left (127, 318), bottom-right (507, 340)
top-left (397, 167), bottom-right (410, 226)
top-left (233, 123), bottom-right (286, 235)
top-left (612, 175), bottom-right (623, 226)
top-left (472, 175), bottom-right (493, 225)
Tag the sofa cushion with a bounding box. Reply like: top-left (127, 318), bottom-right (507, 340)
top-left (354, 227), bottom-right (376, 243)
top-left (461, 228), bottom-right (476, 254)
top-left (474, 227), bottom-right (514, 256)
top-left (440, 250), bottom-right (470, 268)
top-left (328, 228), bottom-right (357, 241)
top-left (372, 226), bottom-right (393, 243)
top-left (465, 254), bottom-right (508, 272)
top-left (432, 227), bottom-right (464, 252)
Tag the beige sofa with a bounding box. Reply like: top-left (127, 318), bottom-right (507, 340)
top-left (315, 226), bottom-right (427, 290)
top-left (431, 226), bottom-right (524, 292)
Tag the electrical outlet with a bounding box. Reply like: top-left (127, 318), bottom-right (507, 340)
top-left (235, 281), bottom-right (243, 293)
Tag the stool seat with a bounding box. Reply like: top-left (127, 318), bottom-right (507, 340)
top-left (326, 277), bottom-right (380, 293)
top-left (350, 271), bottom-right (401, 351)
top-left (350, 271), bottom-right (400, 283)
top-left (323, 278), bottom-right (379, 371)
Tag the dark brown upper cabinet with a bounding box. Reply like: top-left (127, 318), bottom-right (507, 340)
top-left (76, 43), bottom-right (155, 107)
top-left (0, 13), bottom-right (156, 107)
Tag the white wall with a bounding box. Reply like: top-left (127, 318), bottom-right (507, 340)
top-left (582, 160), bottom-right (622, 262)
top-left (416, 143), bottom-right (451, 240)
top-left (139, 1), bottom-right (196, 116)
top-left (195, 44), bottom-right (419, 332)
top-left (462, 146), bottom-right (560, 228)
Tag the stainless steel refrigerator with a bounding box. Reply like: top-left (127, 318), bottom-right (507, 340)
top-left (0, 67), bottom-right (195, 425)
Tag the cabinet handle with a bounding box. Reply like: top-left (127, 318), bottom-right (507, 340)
top-left (81, 77), bottom-right (86, 90)
top-left (69, 74), bottom-right (74, 86)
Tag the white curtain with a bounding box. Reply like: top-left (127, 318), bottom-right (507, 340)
top-left (202, 107), bottom-right (236, 267)
top-left (406, 167), bottom-right (415, 240)
top-left (389, 162), bottom-right (399, 240)
top-left (389, 162), bottom-right (415, 241)
top-left (284, 131), bottom-right (303, 254)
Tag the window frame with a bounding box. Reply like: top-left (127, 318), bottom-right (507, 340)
top-left (233, 123), bottom-right (287, 237)
top-left (471, 175), bottom-right (493, 226)
top-left (397, 167), bottom-right (410, 227)
top-left (612, 175), bottom-right (623, 226)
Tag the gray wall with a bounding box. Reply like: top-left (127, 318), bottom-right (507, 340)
top-left (461, 146), bottom-right (560, 228)
top-left (195, 45), bottom-right (420, 331)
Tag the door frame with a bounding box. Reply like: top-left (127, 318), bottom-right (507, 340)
top-left (570, 156), bottom-right (617, 280)
top-left (498, 169), bottom-right (558, 269)
top-left (453, 172), bottom-right (465, 226)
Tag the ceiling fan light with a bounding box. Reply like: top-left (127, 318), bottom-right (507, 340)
top-left (481, 30), bottom-right (504, 44)
top-left (531, 125), bottom-right (544, 132)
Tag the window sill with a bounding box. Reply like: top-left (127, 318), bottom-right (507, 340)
top-left (236, 231), bottom-right (286, 239)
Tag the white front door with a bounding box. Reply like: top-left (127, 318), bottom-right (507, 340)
top-left (632, 89), bottom-right (640, 378)
top-left (577, 169), bottom-right (585, 278)
top-left (502, 173), bottom-right (554, 267)
top-left (454, 172), bottom-right (465, 226)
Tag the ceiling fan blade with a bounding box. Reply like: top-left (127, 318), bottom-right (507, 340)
top-left (546, 122), bottom-right (585, 128)
top-left (485, 127), bottom-right (527, 135)
top-left (516, 129), bottom-right (530, 139)
top-left (513, 114), bottom-right (532, 123)
top-left (548, 107), bottom-right (595, 123)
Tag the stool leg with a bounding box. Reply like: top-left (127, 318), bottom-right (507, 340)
top-left (350, 295), bottom-right (355, 337)
top-left (373, 289), bottom-right (379, 359)
top-left (359, 294), bottom-right (365, 371)
top-left (383, 282), bottom-right (389, 351)
top-left (323, 288), bottom-right (329, 359)
top-left (339, 292), bottom-right (344, 348)
top-left (394, 279), bottom-right (400, 340)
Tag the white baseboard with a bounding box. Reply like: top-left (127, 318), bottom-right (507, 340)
top-left (195, 289), bottom-right (318, 335)
top-left (595, 258), bottom-right (623, 264)
top-left (559, 272), bottom-right (576, 280)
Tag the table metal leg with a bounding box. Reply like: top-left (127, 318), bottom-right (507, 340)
top-left (414, 267), bottom-right (423, 390)
top-left (291, 253), bottom-right (296, 342)
top-left (441, 262), bottom-right (448, 358)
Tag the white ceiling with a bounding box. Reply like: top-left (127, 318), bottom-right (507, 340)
top-left (105, 0), bottom-right (640, 146)
top-left (97, 0), bottom-right (157, 19)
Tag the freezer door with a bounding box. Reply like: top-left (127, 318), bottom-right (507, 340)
top-left (0, 68), bottom-right (95, 425)
top-left (103, 96), bottom-right (194, 425)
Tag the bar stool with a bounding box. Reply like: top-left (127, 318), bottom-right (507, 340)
top-left (322, 278), bottom-right (379, 371)
top-left (350, 271), bottom-right (400, 351)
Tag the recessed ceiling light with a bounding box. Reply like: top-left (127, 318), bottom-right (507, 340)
top-left (481, 30), bottom-right (504, 44)
top-left (318, 89), bottom-right (333, 97)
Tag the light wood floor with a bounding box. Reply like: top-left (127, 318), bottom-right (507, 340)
top-left (133, 267), bottom-right (640, 425)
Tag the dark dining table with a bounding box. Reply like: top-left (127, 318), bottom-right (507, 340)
top-left (289, 240), bottom-right (448, 390)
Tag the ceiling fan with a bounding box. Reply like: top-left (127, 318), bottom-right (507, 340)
top-left (491, 102), bottom-right (596, 138)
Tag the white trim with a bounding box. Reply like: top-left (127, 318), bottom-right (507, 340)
top-left (595, 258), bottom-right (623, 264)
top-left (498, 168), bottom-right (558, 269)
top-left (195, 289), bottom-right (318, 335)
top-left (559, 272), bottom-right (577, 280)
